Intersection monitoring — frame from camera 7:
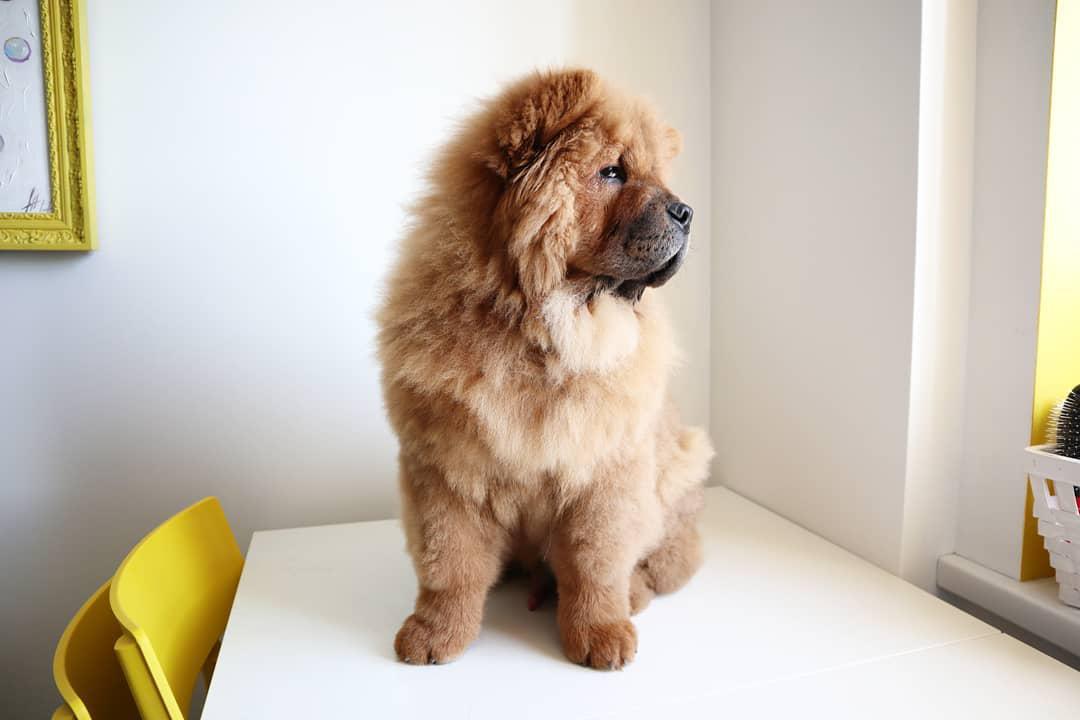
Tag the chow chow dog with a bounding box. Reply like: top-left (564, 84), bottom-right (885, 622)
top-left (377, 69), bottom-right (712, 670)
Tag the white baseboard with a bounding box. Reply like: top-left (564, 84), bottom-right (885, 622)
top-left (938, 553), bottom-right (1080, 660)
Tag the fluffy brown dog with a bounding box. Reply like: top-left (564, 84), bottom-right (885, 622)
top-left (377, 69), bottom-right (713, 670)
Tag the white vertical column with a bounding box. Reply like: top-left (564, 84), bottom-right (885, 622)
top-left (900, 0), bottom-right (978, 591)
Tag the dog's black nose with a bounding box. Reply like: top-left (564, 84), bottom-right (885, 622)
top-left (667, 201), bottom-right (693, 232)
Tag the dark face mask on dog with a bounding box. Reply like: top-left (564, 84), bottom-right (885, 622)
top-left (571, 160), bottom-right (692, 303)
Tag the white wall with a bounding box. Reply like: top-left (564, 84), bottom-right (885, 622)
top-left (710, 0), bottom-right (922, 573)
top-left (0, 2), bottom-right (711, 716)
top-left (954, 0), bottom-right (1055, 579)
top-left (709, 0), bottom-right (1058, 591)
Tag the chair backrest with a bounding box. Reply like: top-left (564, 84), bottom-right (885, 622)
top-left (110, 497), bottom-right (243, 719)
top-left (53, 579), bottom-right (140, 720)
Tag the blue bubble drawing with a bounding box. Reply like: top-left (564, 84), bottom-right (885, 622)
top-left (4, 37), bottom-right (31, 63)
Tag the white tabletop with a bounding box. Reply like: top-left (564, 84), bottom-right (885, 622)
top-left (201, 487), bottom-right (1080, 719)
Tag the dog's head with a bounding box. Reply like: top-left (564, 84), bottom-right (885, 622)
top-left (478, 69), bottom-right (690, 306)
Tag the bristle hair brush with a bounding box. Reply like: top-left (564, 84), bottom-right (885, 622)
top-left (1047, 384), bottom-right (1080, 460)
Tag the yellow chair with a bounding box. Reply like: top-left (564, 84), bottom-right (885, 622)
top-left (52, 579), bottom-right (140, 720)
top-left (110, 497), bottom-right (243, 719)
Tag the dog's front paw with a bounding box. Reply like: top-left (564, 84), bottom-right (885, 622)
top-left (394, 613), bottom-right (468, 665)
top-left (561, 619), bottom-right (637, 670)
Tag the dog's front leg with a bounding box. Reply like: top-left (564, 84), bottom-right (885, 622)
top-left (395, 460), bottom-right (505, 664)
top-left (549, 471), bottom-right (657, 670)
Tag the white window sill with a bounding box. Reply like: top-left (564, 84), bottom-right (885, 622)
top-left (937, 553), bottom-right (1080, 663)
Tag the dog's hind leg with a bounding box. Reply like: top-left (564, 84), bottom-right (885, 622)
top-left (629, 497), bottom-right (703, 614)
top-left (630, 410), bottom-right (711, 616)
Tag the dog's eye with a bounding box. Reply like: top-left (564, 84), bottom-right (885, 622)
top-left (598, 165), bottom-right (626, 182)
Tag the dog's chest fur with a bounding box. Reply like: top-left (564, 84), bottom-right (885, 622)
top-left (384, 287), bottom-right (678, 533)
top-left (461, 292), bottom-right (675, 488)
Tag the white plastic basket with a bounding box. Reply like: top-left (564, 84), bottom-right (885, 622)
top-left (1026, 444), bottom-right (1080, 608)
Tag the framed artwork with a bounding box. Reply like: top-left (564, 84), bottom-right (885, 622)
top-left (0, 0), bottom-right (94, 251)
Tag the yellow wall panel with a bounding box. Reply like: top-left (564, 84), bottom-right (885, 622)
top-left (1022, 0), bottom-right (1080, 580)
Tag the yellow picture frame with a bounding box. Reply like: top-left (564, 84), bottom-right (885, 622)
top-left (0, 0), bottom-right (95, 251)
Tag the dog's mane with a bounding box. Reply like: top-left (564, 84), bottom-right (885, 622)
top-left (376, 69), bottom-right (674, 406)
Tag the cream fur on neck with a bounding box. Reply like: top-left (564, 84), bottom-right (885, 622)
top-left (541, 289), bottom-right (640, 375)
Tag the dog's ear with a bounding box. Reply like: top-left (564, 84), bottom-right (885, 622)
top-left (484, 69), bottom-right (600, 179)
